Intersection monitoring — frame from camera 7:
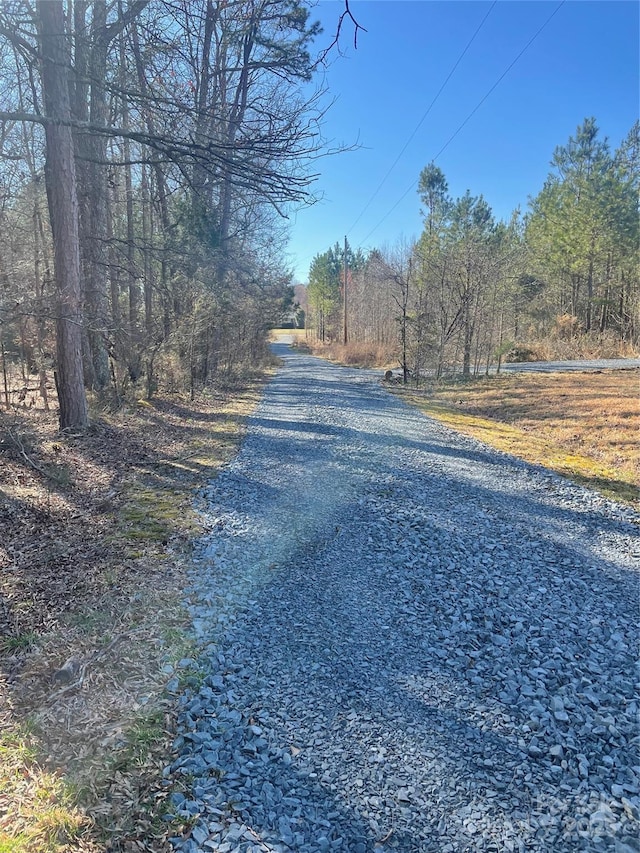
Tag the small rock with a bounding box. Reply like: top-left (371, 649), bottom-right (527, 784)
top-left (53, 656), bottom-right (81, 684)
top-left (621, 797), bottom-right (640, 820)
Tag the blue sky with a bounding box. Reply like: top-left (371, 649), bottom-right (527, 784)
top-left (285, 0), bottom-right (639, 282)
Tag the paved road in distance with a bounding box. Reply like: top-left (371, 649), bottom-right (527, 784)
top-left (499, 358), bottom-right (640, 373)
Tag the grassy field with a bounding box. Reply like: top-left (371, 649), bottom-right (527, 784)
top-left (393, 369), bottom-right (639, 508)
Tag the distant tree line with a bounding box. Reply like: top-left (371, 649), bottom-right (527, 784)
top-left (306, 241), bottom-right (365, 342)
top-left (306, 119), bottom-right (639, 380)
top-left (0, 0), bottom-right (324, 427)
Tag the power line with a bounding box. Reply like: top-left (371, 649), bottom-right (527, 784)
top-left (347, 1), bottom-right (497, 236)
top-left (357, 0), bottom-right (566, 248)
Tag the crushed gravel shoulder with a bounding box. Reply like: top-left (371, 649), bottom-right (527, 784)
top-left (167, 344), bottom-right (640, 853)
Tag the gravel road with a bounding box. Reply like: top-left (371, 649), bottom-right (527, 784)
top-left (167, 344), bottom-right (640, 853)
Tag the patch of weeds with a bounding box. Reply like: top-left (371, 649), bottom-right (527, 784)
top-left (0, 631), bottom-right (38, 653)
top-left (163, 646), bottom-right (206, 692)
top-left (22, 805), bottom-right (86, 851)
top-left (177, 664), bottom-right (205, 692)
top-left (102, 566), bottom-right (119, 587)
top-left (160, 626), bottom-right (197, 663)
top-left (118, 487), bottom-right (191, 543)
top-left (566, 472), bottom-right (639, 506)
top-left (43, 462), bottom-right (72, 488)
top-left (59, 609), bottom-right (110, 633)
top-left (161, 626), bottom-right (185, 645)
top-left (0, 834), bottom-right (31, 853)
top-left (0, 723), bottom-right (38, 767)
top-left (85, 705), bottom-right (179, 848)
top-left (108, 709), bottom-right (167, 773)
top-left (0, 724), bottom-right (90, 853)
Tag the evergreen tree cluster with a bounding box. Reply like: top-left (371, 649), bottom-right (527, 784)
top-left (306, 119), bottom-right (639, 379)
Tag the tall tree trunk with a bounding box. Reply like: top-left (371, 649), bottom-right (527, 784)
top-left (462, 273), bottom-right (473, 379)
top-left (106, 177), bottom-right (120, 332)
top-left (71, 0), bottom-right (97, 389)
top-left (37, 0), bottom-right (89, 429)
top-left (84, 0), bottom-right (111, 389)
top-left (216, 14), bottom-right (255, 283)
top-left (1, 340), bottom-right (9, 410)
top-left (118, 32), bottom-right (140, 380)
top-left (131, 21), bottom-right (173, 339)
top-left (191, 0), bottom-right (217, 239)
top-left (599, 251), bottom-right (612, 334)
top-left (74, 1), bottom-right (147, 387)
top-left (18, 108), bottom-right (52, 410)
top-left (141, 162), bottom-right (153, 334)
top-left (32, 200), bottom-right (50, 410)
top-left (586, 241), bottom-right (595, 333)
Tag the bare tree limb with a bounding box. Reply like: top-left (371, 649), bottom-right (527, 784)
top-left (316, 0), bottom-right (367, 66)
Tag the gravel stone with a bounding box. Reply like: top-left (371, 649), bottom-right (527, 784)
top-left (169, 345), bottom-right (640, 853)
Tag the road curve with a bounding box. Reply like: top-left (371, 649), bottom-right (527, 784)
top-left (168, 344), bottom-right (640, 853)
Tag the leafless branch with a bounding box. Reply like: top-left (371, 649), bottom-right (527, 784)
top-left (316, 0), bottom-right (367, 66)
top-left (6, 426), bottom-right (50, 476)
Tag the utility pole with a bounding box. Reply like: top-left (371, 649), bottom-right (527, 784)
top-left (343, 235), bottom-right (348, 345)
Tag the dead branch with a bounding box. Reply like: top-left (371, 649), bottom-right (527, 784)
top-left (6, 426), bottom-right (50, 477)
top-left (316, 0), bottom-right (367, 66)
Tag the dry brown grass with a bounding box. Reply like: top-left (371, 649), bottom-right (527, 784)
top-left (395, 369), bottom-right (639, 508)
top-left (305, 339), bottom-right (397, 369)
top-left (0, 376), bottom-right (268, 852)
top-left (268, 328), bottom-right (307, 343)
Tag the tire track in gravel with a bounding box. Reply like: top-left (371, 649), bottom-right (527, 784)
top-left (169, 344), bottom-right (640, 853)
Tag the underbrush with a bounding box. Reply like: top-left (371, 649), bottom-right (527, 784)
top-left (0, 376), bottom-right (268, 851)
top-left (281, 330), bottom-right (637, 371)
top-left (303, 339), bottom-right (397, 369)
top-left (508, 332), bottom-right (638, 362)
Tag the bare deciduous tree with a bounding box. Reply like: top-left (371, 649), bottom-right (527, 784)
top-left (36, 0), bottom-right (88, 428)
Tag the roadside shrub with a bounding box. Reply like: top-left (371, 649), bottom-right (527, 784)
top-left (555, 313), bottom-right (581, 340)
top-left (307, 341), bottom-right (397, 369)
top-left (505, 343), bottom-right (550, 362)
